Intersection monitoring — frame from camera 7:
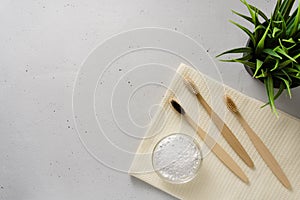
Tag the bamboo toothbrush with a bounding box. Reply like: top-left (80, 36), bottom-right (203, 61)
top-left (170, 99), bottom-right (249, 183)
top-left (183, 77), bottom-right (254, 169)
top-left (225, 95), bottom-right (292, 189)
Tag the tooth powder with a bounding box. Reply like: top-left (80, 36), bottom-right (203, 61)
top-left (152, 133), bottom-right (202, 184)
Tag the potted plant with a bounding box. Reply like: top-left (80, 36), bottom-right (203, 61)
top-left (217, 0), bottom-right (300, 115)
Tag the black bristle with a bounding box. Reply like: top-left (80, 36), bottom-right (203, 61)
top-left (170, 100), bottom-right (185, 115)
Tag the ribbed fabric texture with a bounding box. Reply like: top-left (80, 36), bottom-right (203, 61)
top-left (129, 64), bottom-right (300, 200)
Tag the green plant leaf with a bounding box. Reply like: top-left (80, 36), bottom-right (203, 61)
top-left (279, 53), bottom-right (300, 68)
top-left (276, 76), bottom-right (292, 98)
top-left (219, 55), bottom-right (251, 62)
top-left (287, 43), bottom-right (297, 50)
top-left (280, 0), bottom-right (296, 21)
top-left (272, 20), bottom-right (284, 24)
top-left (281, 69), bottom-right (292, 82)
top-left (251, 7), bottom-right (268, 22)
top-left (278, 39), bottom-right (288, 52)
top-left (290, 74), bottom-right (300, 79)
top-left (279, 59), bottom-right (293, 68)
top-left (230, 20), bottom-right (256, 46)
top-left (286, 6), bottom-right (298, 27)
top-left (216, 47), bottom-right (253, 57)
top-left (282, 38), bottom-right (295, 43)
top-left (254, 24), bottom-right (266, 32)
top-left (273, 0), bottom-right (282, 21)
top-left (290, 1), bottom-right (300, 36)
top-left (293, 63), bottom-right (300, 71)
top-left (271, 59), bottom-right (280, 71)
top-left (240, 0), bottom-right (259, 26)
top-left (220, 59), bottom-right (256, 68)
top-left (264, 75), bottom-right (278, 115)
top-left (262, 48), bottom-right (283, 59)
top-left (255, 69), bottom-right (267, 78)
top-left (277, 11), bottom-right (287, 37)
top-left (253, 59), bottom-right (263, 77)
top-left (255, 20), bottom-right (271, 54)
top-left (275, 46), bottom-right (297, 62)
top-left (279, 38), bottom-right (296, 50)
top-left (272, 27), bottom-right (281, 37)
top-left (261, 81), bottom-right (285, 108)
top-left (241, 0), bottom-right (269, 22)
top-left (284, 68), bottom-right (300, 73)
top-left (218, 52), bottom-right (252, 62)
top-left (232, 10), bottom-right (254, 24)
top-left (274, 81), bottom-right (285, 100)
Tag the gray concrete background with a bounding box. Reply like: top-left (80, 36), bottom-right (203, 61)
top-left (1, 0), bottom-right (299, 199)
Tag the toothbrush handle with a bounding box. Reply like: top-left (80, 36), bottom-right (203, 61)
top-left (185, 114), bottom-right (249, 183)
top-left (237, 112), bottom-right (291, 189)
top-left (196, 93), bottom-right (254, 168)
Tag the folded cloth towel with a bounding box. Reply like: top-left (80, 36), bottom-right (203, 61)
top-left (129, 63), bottom-right (300, 200)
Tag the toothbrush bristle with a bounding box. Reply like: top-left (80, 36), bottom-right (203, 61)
top-left (170, 99), bottom-right (185, 115)
top-left (225, 95), bottom-right (238, 113)
top-left (183, 77), bottom-right (199, 95)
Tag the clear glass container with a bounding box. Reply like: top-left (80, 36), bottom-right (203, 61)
top-left (152, 133), bottom-right (202, 184)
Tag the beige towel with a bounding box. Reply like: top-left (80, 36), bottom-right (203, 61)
top-left (129, 63), bottom-right (300, 200)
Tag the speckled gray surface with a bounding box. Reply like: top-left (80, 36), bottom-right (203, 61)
top-left (0, 0), bottom-right (299, 200)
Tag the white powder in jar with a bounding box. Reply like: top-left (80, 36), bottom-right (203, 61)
top-left (152, 133), bottom-right (202, 184)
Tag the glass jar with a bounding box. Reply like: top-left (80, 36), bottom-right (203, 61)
top-left (152, 133), bottom-right (202, 184)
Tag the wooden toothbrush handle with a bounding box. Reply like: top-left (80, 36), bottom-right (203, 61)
top-left (185, 114), bottom-right (249, 183)
top-left (196, 94), bottom-right (254, 168)
top-left (237, 113), bottom-right (291, 189)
